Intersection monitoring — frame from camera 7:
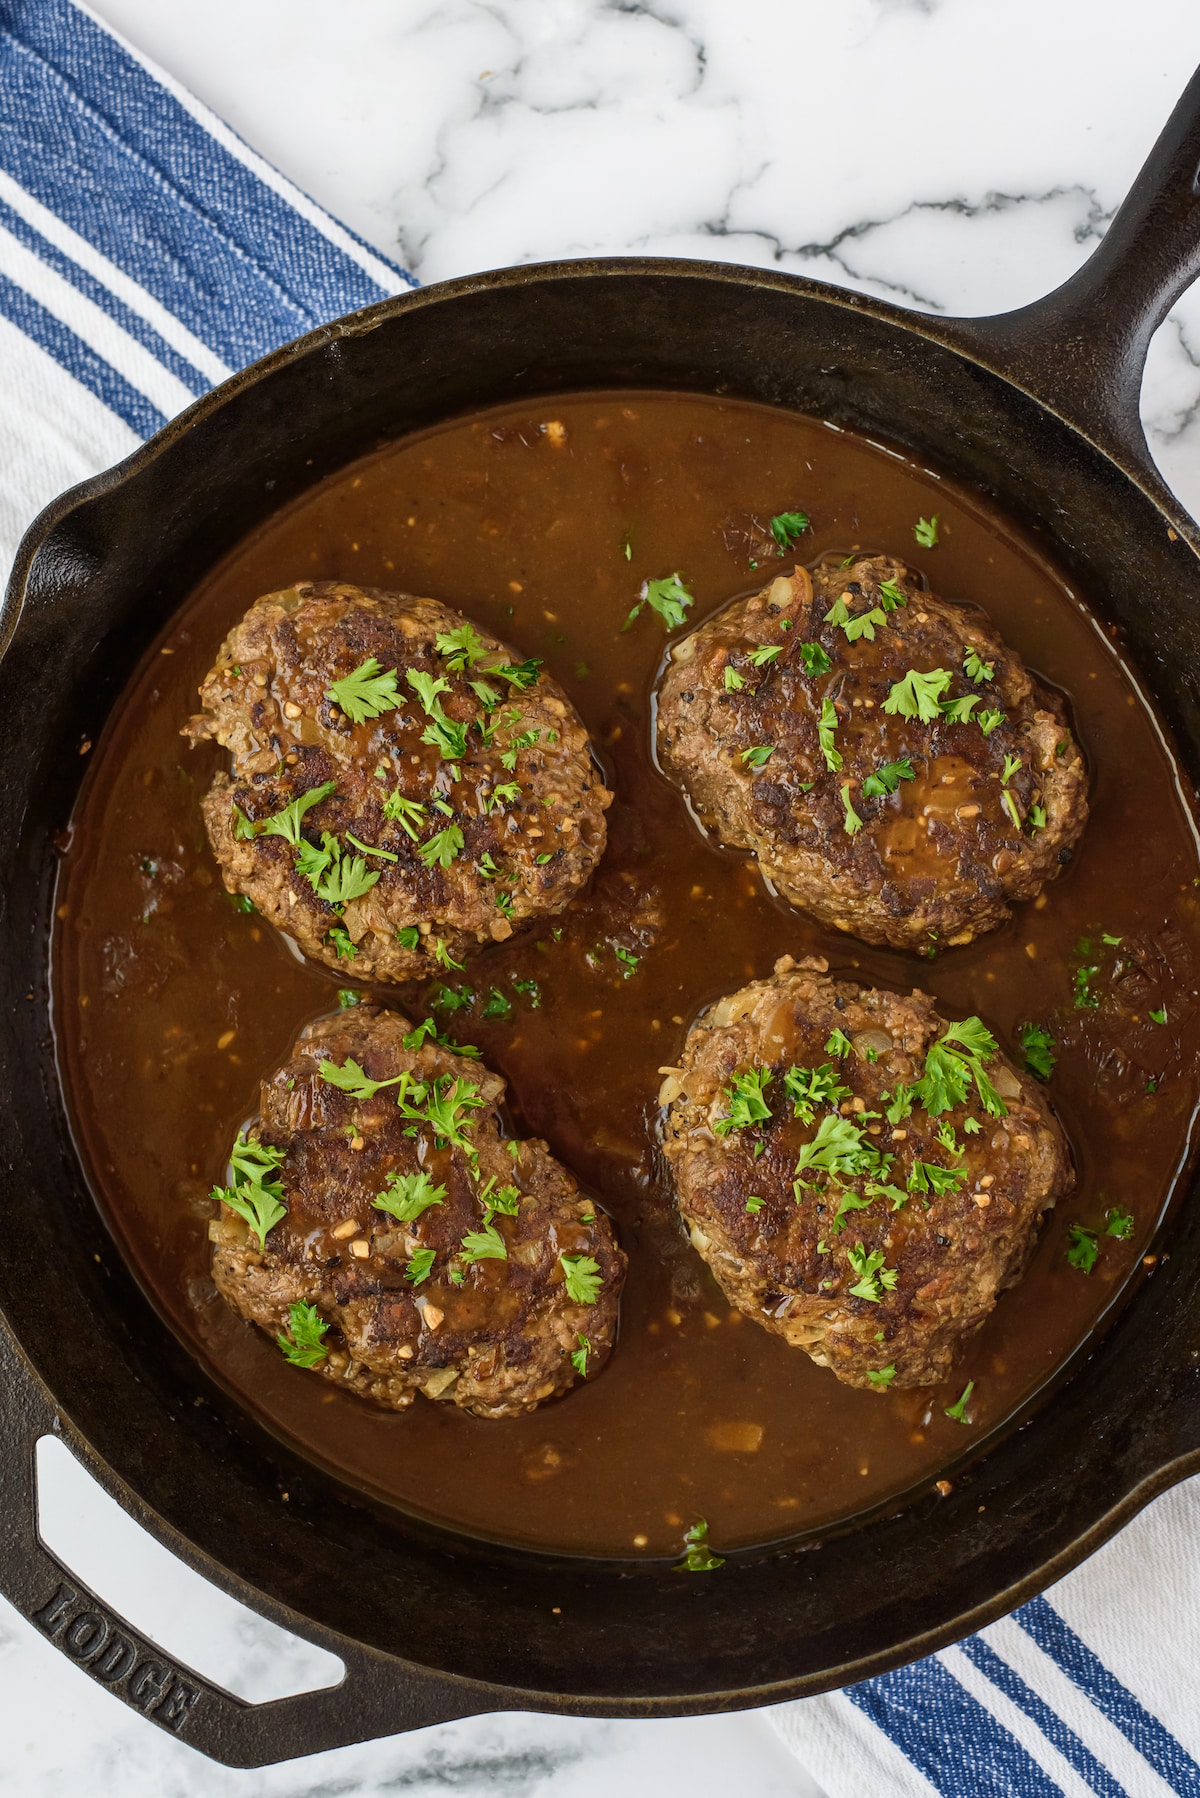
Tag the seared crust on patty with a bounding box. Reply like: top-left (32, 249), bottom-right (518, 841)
top-left (185, 582), bottom-right (611, 981)
top-left (210, 1007), bottom-right (625, 1417)
top-left (659, 959), bottom-right (1072, 1389)
top-left (656, 554), bottom-right (1088, 950)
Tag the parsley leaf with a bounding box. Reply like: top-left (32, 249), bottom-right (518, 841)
top-left (327, 658), bottom-right (402, 723)
top-left (254, 780), bottom-right (338, 845)
top-left (327, 924), bottom-right (357, 959)
top-left (841, 782), bottom-right (864, 835)
top-left (907, 1160), bottom-right (968, 1197)
top-left (486, 657), bottom-right (543, 690)
top-left (560, 1253), bottom-right (603, 1304)
top-left (818, 695), bottom-right (842, 771)
top-left (396, 925), bottom-right (421, 951)
top-left (724, 665), bottom-right (745, 692)
top-left (782, 1062), bottom-right (851, 1124)
top-left (435, 623), bottom-right (487, 670)
top-left (740, 744), bottom-right (775, 770)
top-left (570, 1333), bottom-right (591, 1378)
top-left (1066, 1223), bottom-right (1099, 1273)
top-left (383, 791), bottom-right (427, 838)
top-left (964, 646), bottom-right (994, 683)
top-left (397, 1072), bottom-right (486, 1152)
top-left (748, 644), bottom-right (783, 668)
top-left (460, 1221), bottom-right (508, 1263)
top-left (940, 693), bottom-right (980, 724)
top-left (877, 578), bottom-right (908, 611)
top-left (714, 1067), bottom-right (773, 1135)
top-left (846, 1243), bottom-right (899, 1302)
top-left (315, 848), bottom-right (380, 909)
top-left (944, 1380), bottom-right (975, 1423)
top-left (862, 758), bottom-right (915, 798)
top-left (794, 1115), bottom-right (884, 1183)
top-left (882, 667), bottom-right (951, 722)
top-left (1106, 1205), bottom-right (1134, 1239)
top-left (318, 1057), bottom-right (406, 1100)
top-left (373, 1169), bottom-right (447, 1223)
top-left (977, 708), bottom-right (1006, 735)
top-left (914, 515), bottom-right (940, 548)
top-left (913, 1017), bottom-right (1007, 1119)
top-left (867, 1364), bottom-right (897, 1388)
top-left (625, 572), bottom-right (694, 632)
top-left (844, 607), bottom-right (888, 642)
top-left (825, 1028), bottom-right (853, 1059)
top-left (1019, 1022), bottom-right (1056, 1081)
top-left (798, 641), bottom-right (832, 677)
top-left (277, 1301), bottom-right (329, 1369)
top-left (675, 1518), bottom-right (724, 1573)
top-left (213, 1136), bottom-right (287, 1250)
top-left (769, 510), bottom-right (809, 549)
top-left (417, 825), bottom-right (465, 869)
top-left (405, 1246), bottom-right (436, 1285)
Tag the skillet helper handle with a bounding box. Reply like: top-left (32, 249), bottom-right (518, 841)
top-left (0, 1323), bottom-right (484, 1768)
top-left (941, 64), bottom-right (1200, 466)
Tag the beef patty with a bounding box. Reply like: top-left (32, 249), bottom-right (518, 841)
top-left (659, 958), bottom-right (1072, 1390)
top-left (209, 1007), bottom-right (625, 1417)
top-left (655, 553), bottom-right (1088, 950)
top-left (185, 581), bottom-right (611, 981)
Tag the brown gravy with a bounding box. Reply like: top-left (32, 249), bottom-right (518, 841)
top-left (53, 392), bottom-right (1200, 1557)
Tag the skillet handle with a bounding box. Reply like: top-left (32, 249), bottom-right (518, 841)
top-left (0, 1322), bottom-right (487, 1768)
top-left (939, 64), bottom-right (1200, 470)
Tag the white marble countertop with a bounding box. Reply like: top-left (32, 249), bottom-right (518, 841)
top-left (9, 1), bottom-right (1200, 1791)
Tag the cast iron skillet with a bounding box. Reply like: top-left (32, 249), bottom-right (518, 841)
top-left (2, 69), bottom-right (1200, 1773)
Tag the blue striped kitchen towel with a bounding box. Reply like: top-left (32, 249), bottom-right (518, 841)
top-left (0, 0), bottom-right (412, 580)
top-left (771, 1470), bottom-right (1200, 1794)
top-left (4, 5), bottom-right (1200, 1796)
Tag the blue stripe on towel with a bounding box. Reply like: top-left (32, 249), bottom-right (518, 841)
top-left (0, 268), bottom-right (165, 436)
top-left (847, 1654), bottom-right (1064, 1796)
top-left (1019, 1597), bottom-right (1200, 1796)
top-left (0, 192), bottom-right (211, 396)
top-left (0, 0), bottom-right (410, 370)
top-left (960, 1636), bottom-right (1131, 1798)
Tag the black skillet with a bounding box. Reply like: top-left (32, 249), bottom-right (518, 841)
top-left (2, 67), bottom-right (1200, 1773)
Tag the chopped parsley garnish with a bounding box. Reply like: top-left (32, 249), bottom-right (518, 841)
top-left (907, 1160), bottom-right (968, 1197)
top-left (977, 708), bottom-right (1006, 735)
top-left (825, 1028), bottom-right (853, 1059)
top-left (818, 695), bottom-right (842, 771)
top-left (882, 667), bottom-right (951, 722)
top-left (1001, 753), bottom-right (1022, 785)
top-left (338, 988), bottom-right (362, 1007)
top-left (373, 1169), bottom-right (447, 1223)
top-left (798, 641), bottom-right (832, 677)
top-left (1106, 1205), bottom-right (1134, 1239)
top-left (318, 1057), bottom-right (405, 1100)
top-left (846, 1243), bottom-right (899, 1302)
top-left (476, 1177), bottom-right (521, 1215)
top-left (326, 658), bottom-right (402, 723)
top-left (940, 693), bottom-right (979, 724)
top-left (560, 1253), bottom-right (603, 1304)
top-left (405, 671), bottom-right (449, 716)
top-left (841, 783), bottom-right (864, 835)
top-left (1073, 940), bottom-right (1101, 1009)
top-left (964, 646), bottom-right (994, 683)
top-left (511, 975), bottom-right (542, 1007)
top-left (327, 924), bottom-right (357, 959)
top-left (277, 1301), bottom-right (329, 1369)
top-left (912, 1017), bottom-right (1007, 1119)
top-left (795, 1115), bottom-right (883, 1183)
top-left (724, 665), bottom-right (746, 692)
top-left (1019, 1022), bottom-right (1056, 1081)
top-left (482, 986), bottom-right (513, 1021)
top-left (405, 1247), bottom-right (436, 1285)
top-left (417, 825), bottom-right (465, 869)
top-left (862, 757), bottom-right (915, 798)
top-left (396, 925), bottom-right (421, 951)
top-left (748, 643), bottom-right (783, 668)
top-left (675, 1518), bottom-right (724, 1573)
top-left (397, 1072), bottom-right (486, 1151)
top-left (345, 831), bottom-right (398, 863)
top-left (251, 779), bottom-right (337, 845)
top-left (430, 981), bottom-right (475, 1013)
top-left (570, 1333), bottom-right (591, 1377)
top-left (487, 657), bottom-right (543, 690)
top-left (625, 572), bottom-right (694, 632)
top-left (831, 1188), bottom-right (877, 1234)
top-left (213, 1136), bottom-right (287, 1249)
top-left (614, 945), bottom-right (640, 978)
top-left (745, 1196), bottom-right (765, 1213)
top-left (383, 791), bottom-right (427, 837)
top-left (435, 623), bottom-right (487, 670)
top-left (944, 1380), bottom-right (975, 1423)
top-left (769, 510), bottom-right (809, 549)
top-left (867, 1364), bottom-right (897, 1388)
top-left (460, 1220), bottom-right (508, 1263)
top-left (740, 744), bottom-right (775, 770)
top-left (914, 515), bottom-right (940, 548)
top-left (714, 1067), bottom-right (773, 1135)
top-left (314, 847), bottom-right (379, 909)
top-left (782, 1062), bottom-right (851, 1123)
top-left (1065, 1223), bottom-right (1099, 1273)
top-left (1027, 803), bottom-right (1047, 834)
top-left (877, 578), bottom-right (907, 610)
top-left (1149, 1006), bottom-right (1168, 1025)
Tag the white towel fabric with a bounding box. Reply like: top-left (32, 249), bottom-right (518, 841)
top-left (3, 5), bottom-right (1200, 1795)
